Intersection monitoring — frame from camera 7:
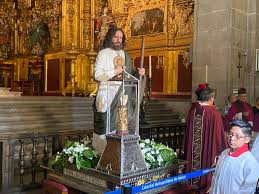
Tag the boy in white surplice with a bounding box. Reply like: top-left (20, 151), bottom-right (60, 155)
top-left (210, 119), bottom-right (259, 194)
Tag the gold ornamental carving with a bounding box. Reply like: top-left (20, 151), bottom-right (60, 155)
top-left (113, 13), bottom-right (128, 29)
top-left (117, 94), bottom-right (129, 135)
top-left (179, 50), bottom-right (191, 70)
top-left (66, 0), bottom-right (76, 45)
top-left (82, 1), bottom-right (91, 50)
top-left (95, 0), bottom-right (104, 17)
top-left (168, 0), bottom-right (193, 45)
top-left (25, 0), bottom-right (62, 52)
top-left (0, 0), bottom-right (62, 57)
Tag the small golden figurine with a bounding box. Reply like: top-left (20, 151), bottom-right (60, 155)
top-left (117, 94), bottom-right (128, 136)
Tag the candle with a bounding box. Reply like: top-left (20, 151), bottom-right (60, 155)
top-left (205, 65), bottom-right (208, 83)
top-left (149, 55), bottom-right (152, 78)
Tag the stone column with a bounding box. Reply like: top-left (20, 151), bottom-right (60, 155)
top-left (247, 0), bottom-right (259, 103)
top-left (192, 0), bottom-right (255, 107)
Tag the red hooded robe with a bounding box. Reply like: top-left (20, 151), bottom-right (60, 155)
top-left (183, 104), bottom-right (228, 193)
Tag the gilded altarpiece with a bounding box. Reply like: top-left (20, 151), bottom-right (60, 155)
top-left (0, 0), bottom-right (193, 97)
top-left (108, 0), bottom-right (194, 96)
top-left (0, 0), bottom-right (64, 94)
top-left (44, 0), bottom-right (93, 95)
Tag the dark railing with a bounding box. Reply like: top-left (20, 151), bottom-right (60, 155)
top-left (140, 123), bottom-right (185, 158)
top-left (0, 96), bottom-right (94, 192)
top-left (0, 96), bottom-right (186, 193)
top-left (0, 132), bottom-right (91, 193)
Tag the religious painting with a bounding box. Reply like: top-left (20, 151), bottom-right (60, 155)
top-left (28, 13), bottom-right (50, 56)
top-left (131, 8), bottom-right (164, 36)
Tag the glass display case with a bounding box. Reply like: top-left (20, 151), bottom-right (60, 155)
top-left (106, 70), bottom-right (140, 136)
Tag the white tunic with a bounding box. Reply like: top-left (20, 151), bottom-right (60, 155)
top-left (94, 48), bottom-right (125, 113)
top-left (210, 149), bottom-right (259, 194)
top-left (252, 133), bottom-right (259, 162)
top-left (93, 48), bottom-right (125, 154)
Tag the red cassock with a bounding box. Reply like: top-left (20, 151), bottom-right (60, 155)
top-left (183, 104), bottom-right (228, 193)
top-left (227, 100), bottom-right (254, 124)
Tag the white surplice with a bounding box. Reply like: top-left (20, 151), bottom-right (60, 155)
top-left (210, 148), bottom-right (259, 194)
top-left (252, 133), bottom-right (259, 163)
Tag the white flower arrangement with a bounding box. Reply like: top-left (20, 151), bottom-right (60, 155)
top-left (51, 136), bottom-right (99, 170)
top-left (139, 139), bottom-right (178, 169)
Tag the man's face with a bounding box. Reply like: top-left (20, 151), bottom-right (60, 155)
top-left (238, 94), bottom-right (247, 102)
top-left (230, 95), bottom-right (237, 103)
top-left (112, 30), bottom-right (123, 50)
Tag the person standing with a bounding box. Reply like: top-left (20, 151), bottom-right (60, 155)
top-left (227, 88), bottom-right (253, 127)
top-left (210, 119), bottom-right (259, 194)
top-left (92, 27), bottom-right (145, 154)
top-left (183, 83), bottom-right (228, 193)
top-left (222, 95), bottom-right (237, 116)
top-left (252, 97), bottom-right (259, 162)
top-left (222, 94), bottom-right (237, 131)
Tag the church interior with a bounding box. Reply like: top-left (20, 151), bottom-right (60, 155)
top-left (0, 0), bottom-right (259, 193)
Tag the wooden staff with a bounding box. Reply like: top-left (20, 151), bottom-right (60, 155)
top-left (140, 37), bottom-right (145, 83)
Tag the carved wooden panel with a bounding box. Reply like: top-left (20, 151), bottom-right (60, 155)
top-left (47, 59), bottom-right (60, 91)
top-left (177, 54), bottom-right (191, 92)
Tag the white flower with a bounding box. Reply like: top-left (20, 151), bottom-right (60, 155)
top-left (144, 139), bottom-right (151, 144)
top-left (141, 147), bottom-right (151, 154)
top-left (157, 155), bottom-right (164, 163)
top-left (64, 147), bottom-right (74, 155)
top-left (146, 153), bottom-right (155, 162)
top-left (151, 150), bottom-right (155, 154)
top-left (73, 144), bottom-right (86, 154)
top-left (139, 143), bottom-right (145, 148)
top-left (68, 156), bottom-right (74, 163)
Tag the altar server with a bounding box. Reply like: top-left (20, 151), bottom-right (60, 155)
top-left (210, 119), bottom-right (259, 194)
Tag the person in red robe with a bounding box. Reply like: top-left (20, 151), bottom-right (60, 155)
top-left (183, 83), bottom-right (228, 193)
top-left (227, 88), bottom-right (253, 129)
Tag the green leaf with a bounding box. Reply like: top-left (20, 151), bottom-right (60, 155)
top-left (83, 149), bottom-right (94, 159)
top-left (51, 154), bottom-right (68, 171)
top-left (160, 149), bottom-right (174, 162)
top-left (75, 155), bottom-right (81, 170)
top-left (80, 159), bottom-right (91, 169)
top-left (64, 140), bottom-right (74, 149)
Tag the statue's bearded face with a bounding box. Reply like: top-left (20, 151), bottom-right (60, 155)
top-left (111, 30), bottom-right (123, 50)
